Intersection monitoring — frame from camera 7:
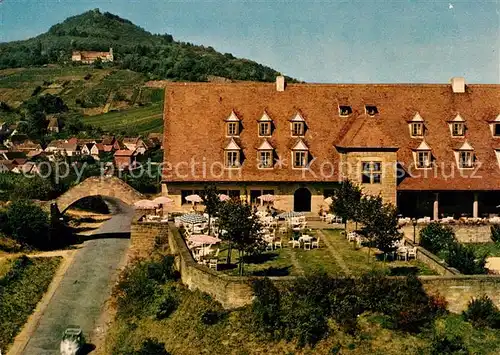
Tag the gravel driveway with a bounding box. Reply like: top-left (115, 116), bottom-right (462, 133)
top-left (21, 199), bottom-right (133, 354)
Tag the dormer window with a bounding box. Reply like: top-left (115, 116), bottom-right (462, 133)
top-left (339, 105), bottom-right (352, 117)
top-left (365, 105), bottom-right (378, 116)
top-left (454, 141), bottom-right (475, 169)
top-left (225, 110), bottom-right (240, 137)
top-left (257, 139), bottom-right (274, 169)
top-left (411, 123), bottom-right (423, 137)
top-left (408, 112), bottom-right (425, 137)
top-left (258, 112), bottom-right (273, 137)
top-left (291, 139), bottom-right (309, 169)
top-left (413, 141), bottom-right (433, 169)
top-left (488, 115), bottom-right (500, 137)
top-left (290, 113), bottom-right (306, 137)
top-left (449, 114), bottom-right (466, 137)
top-left (224, 138), bottom-right (241, 168)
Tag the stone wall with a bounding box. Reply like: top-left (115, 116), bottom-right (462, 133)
top-left (401, 224), bottom-right (492, 244)
top-left (420, 276), bottom-right (500, 313)
top-left (129, 219), bottom-right (169, 259)
top-left (405, 240), bottom-right (460, 276)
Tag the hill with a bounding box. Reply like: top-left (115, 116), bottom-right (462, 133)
top-left (0, 9), bottom-right (294, 83)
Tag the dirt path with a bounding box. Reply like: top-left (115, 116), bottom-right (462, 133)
top-left (316, 230), bottom-right (351, 275)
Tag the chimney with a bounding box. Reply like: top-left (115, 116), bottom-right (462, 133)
top-left (276, 75), bottom-right (285, 92)
top-left (450, 77), bottom-right (465, 93)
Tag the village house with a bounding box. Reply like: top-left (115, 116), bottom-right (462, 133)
top-left (0, 160), bottom-right (13, 173)
top-left (0, 151), bottom-right (26, 161)
top-left (45, 139), bottom-right (81, 157)
top-left (71, 47), bottom-right (114, 64)
top-left (123, 137), bottom-right (147, 155)
top-left (147, 132), bottom-right (163, 149)
top-left (46, 116), bottom-right (61, 133)
top-left (11, 162), bottom-right (41, 175)
top-left (114, 150), bottom-right (136, 170)
top-left (102, 135), bottom-right (121, 152)
top-left (161, 77), bottom-right (500, 218)
top-left (81, 142), bottom-right (104, 160)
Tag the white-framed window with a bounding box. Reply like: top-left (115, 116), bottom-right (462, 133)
top-left (225, 150), bottom-right (240, 168)
top-left (452, 122), bottom-right (465, 137)
top-left (293, 151), bottom-right (307, 168)
top-left (411, 123), bottom-right (423, 137)
top-left (361, 161), bottom-right (382, 184)
top-left (259, 122), bottom-right (271, 137)
top-left (292, 122), bottom-right (304, 136)
top-left (227, 122), bottom-right (239, 136)
top-left (459, 151), bottom-right (473, 168)
top-left (259, 151), bottom-right (273, 168)
top-left (417, 151), bottom-right (431, 168)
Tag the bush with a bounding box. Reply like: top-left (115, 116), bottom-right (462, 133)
top-left (2, 200), bottom-right (50, 249)
top-left (420, 222), bottom-right (456, 255)
top-left (200, 310), bottom-right (227, 325)
top-left (462, 295), bottom-right (500, 328)
top-left (491, 225), bottom-right (500, 243)
top-left (430, 334), bottom-right (469, 355)
top-left (155, 285), bottom-right (180, 320)
top-left (446, 243), bottom-right (487, 275)
top-left (251, 278), bottom-right (282, 338)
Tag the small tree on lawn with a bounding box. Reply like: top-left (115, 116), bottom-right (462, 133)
top-left (201, 184), bottom-right (220, 234)
top-left (331, 179), bottom-right (362, 231)
top-left (359, 195), bottom-right (402, 260)
top-left (218, 199), bottom-right (264, 275)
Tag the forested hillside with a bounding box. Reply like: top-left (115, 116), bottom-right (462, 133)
top-left (0, 9), bottom-right (293, 82)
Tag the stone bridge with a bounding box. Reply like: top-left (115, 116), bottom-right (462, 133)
top-left (55, 176), bottom-right (145, 213)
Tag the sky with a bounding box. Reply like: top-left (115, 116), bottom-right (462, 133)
top-left (0, 0), bottom-right (499, 83)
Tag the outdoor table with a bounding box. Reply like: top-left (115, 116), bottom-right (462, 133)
top-left (299, 235), bottom-right (313, 243)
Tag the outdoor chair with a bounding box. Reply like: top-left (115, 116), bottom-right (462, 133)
top-left (407, 247), bottom-right (417, 260)
top-left (303, 240), bottom-right (311, 250)
top-left (209, 249), bottom-right (219, 270)
top-left (274, 239), bottom-right (282, 249)
top-left (312, 236), bottom-right (320, 249)
top-left (174, 217), bottom-right (182, 228)
top-left (291, 239), bottom-right (301, 248)
top-left (266, 242), bottom-right (274, 251)
top-left (397, 248), bottom-right (408, 261)
top-left (279, 226), bottom-right (287, 234)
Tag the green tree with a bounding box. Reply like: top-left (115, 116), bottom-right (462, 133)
top-left (201, 184), bottom-right (220, 234)
top-left (331, 179), bottom-right (362, 231)
top-left (3, 200), bottom-right (50, 249)
top-left (359, 195), bottom-right (402, 258)
top-left (419, 222), bottom-right (456, 255)
top-left (218, 199), bottom-right (263, 275)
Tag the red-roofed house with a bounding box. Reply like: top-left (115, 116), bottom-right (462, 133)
top-left (114, 150), bottom-right (136, 170)
top-left (161, 76), bottom-right (500, 217)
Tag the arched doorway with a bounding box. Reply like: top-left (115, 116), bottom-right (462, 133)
top-left (294, 187), bottom-right (311, 212)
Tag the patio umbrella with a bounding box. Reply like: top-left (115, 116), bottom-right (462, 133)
top-left (187, 234), bottom-right (221, 246)
top-left (257, 194), bottom-right (277, 202)
top-left (179, 213), bottom-right (207, 224)
top-left (324, 197), bottom-right (333, 205)
top-left (133, 200), bottom-right (158, 209)
top-left (185, 194), bottom-right (203, 203)
top-left (278, 211), bottom-right (305, 219)
top-left (218, 194), bottom-right (230, 201)
top-left (153, 196), bottom-right (174, 204)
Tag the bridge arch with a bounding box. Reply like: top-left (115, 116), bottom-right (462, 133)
top-left (55, 176), bottom-right (145, 213)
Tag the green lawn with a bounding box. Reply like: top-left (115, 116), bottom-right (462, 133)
top-left (322, 229), bottom-right (438, 276)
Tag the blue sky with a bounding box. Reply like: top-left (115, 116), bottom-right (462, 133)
top-left (0, 0), bottom-right (498, 83)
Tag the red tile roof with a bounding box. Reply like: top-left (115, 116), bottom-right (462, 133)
top-left (162, 82), bottom-right (500, 190)
top-left (114, 150), bottom-right (135, 157)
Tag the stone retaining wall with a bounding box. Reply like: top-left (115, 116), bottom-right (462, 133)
top-left (404, 240), bottom-right (460, 276)
top-left (401, 224), bottom-right (492, 244)
top-left (129, 219), bottom-right (169, 259)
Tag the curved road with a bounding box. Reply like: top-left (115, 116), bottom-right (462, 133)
top-left (21, 199), bottom-right (134, 355)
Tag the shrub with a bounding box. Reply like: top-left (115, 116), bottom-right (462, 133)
top-left (446, 243), bottom-right (487, 275)
top-left (200, 310), bottom-right (227, 325)
top-left (430, 334), bottom-right (469, 355)
top-left (251, 278), bottom-right (282, 338)
top-left (124, 338), bottom-right (170, 355)
top-left (491, 225), bottom-right (500, 243)
top-left (462, 295), bottom-right (500, 328)
top-left (419, 222), bottom-right (456, 255)
top-left (3, 200), bottom-right (50, 249)
top-left (155, 284), bottom-right (180, 320)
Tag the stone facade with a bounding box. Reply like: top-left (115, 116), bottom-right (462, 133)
top-left (55, 176), bottom-right (144, 212)
top-left (129, 220), bottom-right (169, 259)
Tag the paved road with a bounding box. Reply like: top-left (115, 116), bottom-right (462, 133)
top-left (22, 199), bottom-right (133, 355)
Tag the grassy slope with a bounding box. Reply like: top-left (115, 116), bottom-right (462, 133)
top-left (0, 256), bottom-right (62, 350)
top-left (107, 286), bottom-right (500, 355)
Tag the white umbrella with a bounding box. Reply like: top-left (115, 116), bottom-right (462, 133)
top-left (134, 200), bottom-right (158, 209)
top-left (219, 194), bottom-right (230, 201)
top-left (324, 197), bottom-right (333, 205)
top-left (180, 213), bottom-right (207, 224)
top-left (185, 194), bottom-right (203, 203)
top-left (258, 194), bottom-right (277, 202)
top-left (153, 196), bottom-right (174, 204)
top-left (278, 211), bottom-right (305, 219)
